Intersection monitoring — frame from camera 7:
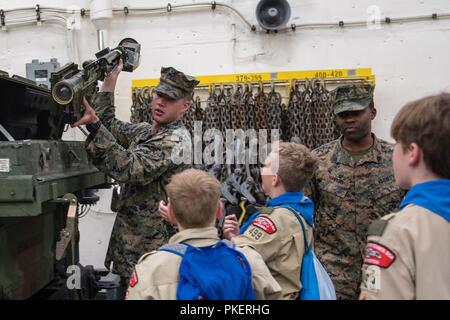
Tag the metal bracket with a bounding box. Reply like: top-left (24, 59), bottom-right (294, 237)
top-left (36, 4), bottom-right (41, 22)
top-left (55, 195), bottom-right (78, 261)
top-left (0, 9), bottom-right (5, 27)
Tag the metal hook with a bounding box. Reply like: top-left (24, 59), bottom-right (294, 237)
top-left (258, 81), bottom-right (264, 93)
top-left (195, 95), bottom-right (201, 109)
top-left (303, 78), bottom-right (313, 91)
top-left (271, 80), bottom-right (276, 92)
top-left (289, 78), bottom-right (297, 93)
top-left (231, 83), bottom-right (237, 94)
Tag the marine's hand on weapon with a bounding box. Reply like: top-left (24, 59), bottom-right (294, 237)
top-left (100, 58), bottom-right (123, 93)
top-left (71, 97), bottom-right (99, 128)
top-left (223, 213), bottom-right (239, 240)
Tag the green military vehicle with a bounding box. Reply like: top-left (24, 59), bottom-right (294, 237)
top-left (0, 72), bottom-right (114, 299)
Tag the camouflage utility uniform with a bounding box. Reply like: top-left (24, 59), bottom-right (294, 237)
top-left (85, 67), bottom-right (198, 284)
top-left (308, 136), bottom-right (404, 299)
top-left (306, 85), bottom-right (404, 300)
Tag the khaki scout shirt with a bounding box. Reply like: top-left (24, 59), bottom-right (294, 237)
top-left (360, 205), bottom-right (450, 300)
top-left (232, 207), bottom-right (313, 299)
top-left (306, 134), bottom-right (404, 299)
top-left (126, 227), bottom-right (282, 300)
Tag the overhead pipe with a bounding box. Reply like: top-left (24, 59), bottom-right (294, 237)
top-left (1, 2), bottom-right (450, 34)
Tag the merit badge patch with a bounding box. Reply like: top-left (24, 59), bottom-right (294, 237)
top-left (129, 270), bottom-right (139, 288)
top-left (364, 242), bottom-right (396, 268)
top-left (252, 216), bottom-right (277, 234)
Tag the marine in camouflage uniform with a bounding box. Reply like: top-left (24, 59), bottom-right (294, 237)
top-left (305, 84), bottom-right (404, 300)
top-left (81, 66), bottom-right (199, 291)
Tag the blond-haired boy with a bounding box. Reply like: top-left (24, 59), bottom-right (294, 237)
top-left (223, 142), bottom-right (320, 299)
top-left (126, 169), bottom-right (281, 300)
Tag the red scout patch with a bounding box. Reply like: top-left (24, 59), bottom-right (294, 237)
top-left (364, 242), bottom-right (396, 268)
top-left (252, 216), bottom-right (277, 234)
top-left (129, 270), bottom-right (138, 287)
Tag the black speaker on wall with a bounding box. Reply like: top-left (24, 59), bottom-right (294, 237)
top-left (255, 0), bottom-right (291, 31)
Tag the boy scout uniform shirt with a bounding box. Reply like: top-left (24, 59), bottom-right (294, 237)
top-left (85, 92), bottom-right (191, 281)
top-left (306, 134), bottom-right (404, 300)
top-left (360, 204), bottom-right (450, 300)
top-left (126, 227), bottom-right (282, 300)
top-left (232, 207), bottom-right (313, 300)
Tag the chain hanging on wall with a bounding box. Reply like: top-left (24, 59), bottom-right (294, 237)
top-left (204, 86), bottom-right (221, 132)
top-left (130, 86), bottom-right (153, 124)
top-left (218, 86), bottom-right (233, 180)
top-left (242, 84), bottom-right (256, 131)
top-left (267, 84), bottom-right (283, 142)
top-left (219, 86), bottom-right (233, 138)
top-left (194, 96), bottom-right (205, 126)
top-left (254, 82), bottom-right (268, 133)
top-left (287, 81), bottom-right (303, 143)
top-left (181, 97), bottom-right (196, 135)
top-left (231, 84), bottom-right (245, 130)
top-left (313, 79), bottom-right (340, 146)
top-left (301, 80), bottom-right (317, 150)
top-left (280, 103), bottom-right (290, 142)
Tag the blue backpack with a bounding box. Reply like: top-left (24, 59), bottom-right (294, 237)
top-left (159, 239), bottom-right (257, 300)
top-left (277, 206), bottom-right (336, 300)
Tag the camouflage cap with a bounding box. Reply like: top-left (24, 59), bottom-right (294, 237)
top-left (333, 84), bottom-right (375, 115)
top-left (154, 66), bottom-right (199, 100)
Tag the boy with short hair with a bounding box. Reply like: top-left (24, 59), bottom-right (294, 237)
top-left (223, 142), bottom-right (320, 299)
top-left (126, 169), bottom-right (281, 300)
top-left (359, 92), bottom-right (450, 300)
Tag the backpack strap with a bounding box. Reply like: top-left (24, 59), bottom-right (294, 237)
top-left (158, 243), bottom-right (188, 257)
top-left (274, 205), bottom-right (312, 252)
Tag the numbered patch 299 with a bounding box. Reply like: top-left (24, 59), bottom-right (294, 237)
top-left (247, 227), bottom-right (264, 240)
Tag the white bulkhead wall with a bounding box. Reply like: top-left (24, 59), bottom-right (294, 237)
top-left (1, 0), bottom-right (449, 267)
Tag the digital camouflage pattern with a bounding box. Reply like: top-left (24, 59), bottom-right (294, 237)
top-left (154, 66), bottom-right (200, 100)
top-left (85, 92), bottom-right (192, 283)
top-left (305, 135), bottom-right (404, 300)
top-left (333, 84), bottom-right (374, 115)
